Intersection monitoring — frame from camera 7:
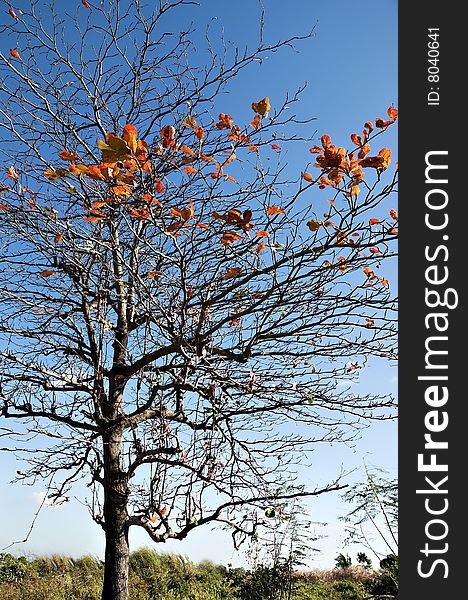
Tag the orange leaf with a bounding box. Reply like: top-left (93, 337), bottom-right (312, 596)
top-left (387, 106), bottom-right (398, 121)
top-left (266, 205), bottom-right (285, 216)
top-left (389, 208), bottom-right (398, 220)
top-left (248, 144), bottom-right (259, 153)
top-left (319, 177), bottom-right (335, 189)
top-left (40, 269), bottom-right (58, 277)
top-left (161, 125), bottom-right (176, 147)
top-left (350, 133), bottom-right (362, 146)
top-left (215, 113), bottom-right (233, 130)
top-left (369, 247), bottom-right (380, 254)
top-left (9, 49), bottom-right (20, 59)
top-left (0, 204), bottom-right (10, 211)
top-left (154, 179), bottom-right (165, 193)
top-left (201, 155), bottom-right (215, 162)
top-left (54, 232), bottom-right (65, 244)
top-left (224, 175), bottom-right (237, 183)
top-left (256, 242), bottom-right (267, 254)
top-left (82, 0), bottom-right (91, 7)
top-left (250, 115), bottom-right (261, 130)
top-left (59, 150), bottom-right (80, 162)
top-left (194, 126), bottom-right (205, 140)
top-left (369, 218), bottom-right (381, 226)
top-left (358, 145), bottom-right (370, 160)
top-left (221, 231), bottom-right (241, 246)
top-left (123, 124), bottom-right (138, 154)
top-left (111, 185), bottom-right (132, 197)
top-left (255, 230), bottom-right (269, 238)
top-left (271, 144), bottom-right (281, 150)
top-left (127, 206), bottom-right (151, 220)
top-left (364, 121), bottom-right (374, 131)
top-left (9, 7), bottom-right (18, 20)
top-left (303, 173), bottom-right (314, 183)
top-left (196, 223), bottom-right (209, 229)
top-left (309, 145), bottom-right (322, 154)
top-left (69, 163), bottom-right (89, 175)
top-left (321, 134), bottom-right (331, 148)
top-left (184, 166), bottom-right (198, 174)
top-left (181, 145), bottom-right (195, 156)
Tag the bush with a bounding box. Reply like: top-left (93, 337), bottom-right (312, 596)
top-left (331, 580), bottom-right (368, 600)
top-left (0, 550), bottom-right (398, 600)
top-left (365, 554), bottom-right (398, 599)
top-left (0, 553), bottom-right (33, 583)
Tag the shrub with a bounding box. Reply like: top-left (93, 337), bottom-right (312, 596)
top-left (365, 554), bottom-right (398, 598)
top-left (0, 553), bottom-right (33, 583)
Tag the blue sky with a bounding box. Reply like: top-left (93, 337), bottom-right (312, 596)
top-left (0, 0), bottom-right (397, 568)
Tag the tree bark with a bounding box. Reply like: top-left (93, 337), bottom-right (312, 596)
top-left (101, 427), bottom-right (130, 600)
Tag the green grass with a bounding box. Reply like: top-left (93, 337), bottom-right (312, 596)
top-left (0, 550), bottom-right (396, 600)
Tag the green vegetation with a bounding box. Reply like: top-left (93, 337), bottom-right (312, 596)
top-left (0, 550), bottom-right (397, 600)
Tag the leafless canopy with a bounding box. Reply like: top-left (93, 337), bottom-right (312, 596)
top-left (0, 0), bottom-right (397, 555)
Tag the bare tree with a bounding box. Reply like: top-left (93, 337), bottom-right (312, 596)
top-left (0, 2), bottom-right (397, 599)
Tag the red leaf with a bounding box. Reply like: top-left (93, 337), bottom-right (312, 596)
top-left (224, 267), bottom-right (242, 280)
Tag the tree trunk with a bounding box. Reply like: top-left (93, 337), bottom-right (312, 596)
top-left (101, 427), bottom-right (130, 600)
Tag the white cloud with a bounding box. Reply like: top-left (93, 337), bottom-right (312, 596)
top-left (31, 491), bottom-right (67, 509)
